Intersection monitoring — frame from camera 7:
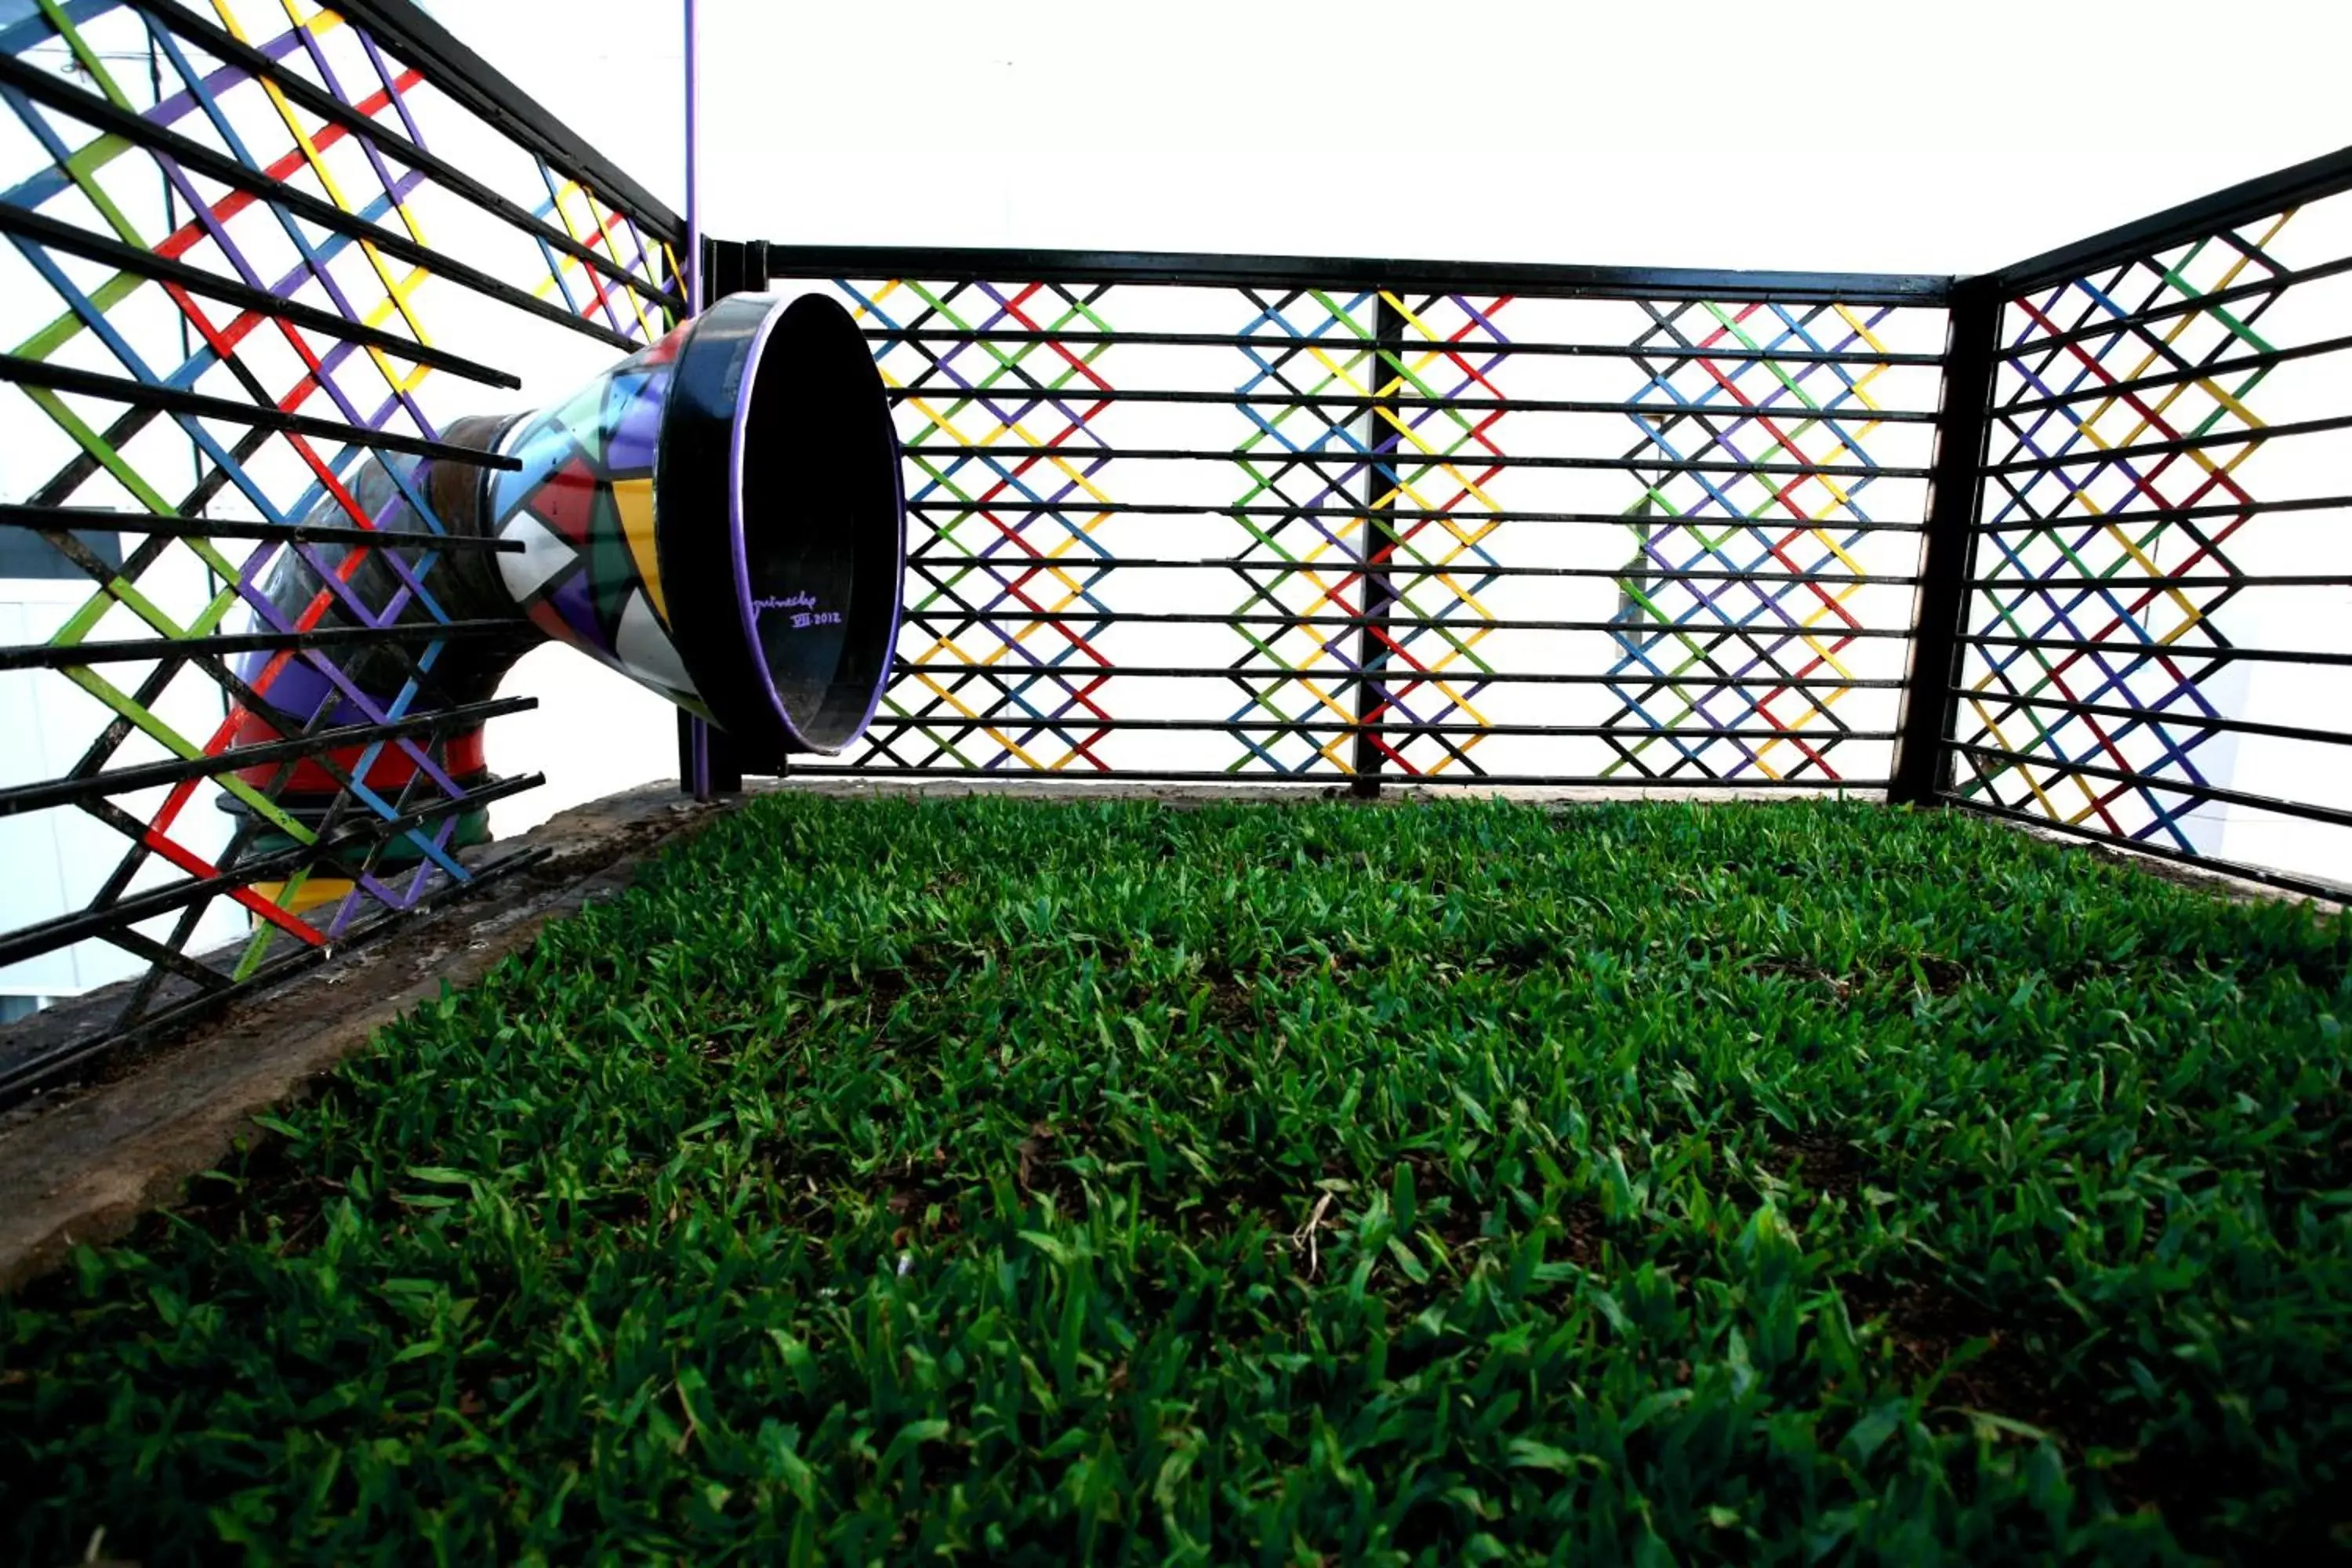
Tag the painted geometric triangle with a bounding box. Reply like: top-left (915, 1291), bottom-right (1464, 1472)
top-left (532, 457), bottom-right (601, 545)
top-left (548, 376), bottom-right (614, 466)
top-left (617, 588), bottom-right (698, 699)
top-left (495, 513), bottom-right (579, 603)
top-left (492, 420), bottom-right (582, 527)
top-left (603, 368), bottom-right (666, 474)
top-left (543, 560), bottom-right (609, 653)
top-left (586, 487), bottom-right (641, 635)
top-left (612, 476), bottom-right (666, 623)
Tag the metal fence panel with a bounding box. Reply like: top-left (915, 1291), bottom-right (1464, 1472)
top-left (0, 0), bottom-right (681, 1098)
top-left (759, 250), bottom-right (1951, 793)
top-left (1936, 150), bottom-right (2352, 899)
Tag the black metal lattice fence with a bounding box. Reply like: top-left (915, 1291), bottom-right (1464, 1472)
top-left (0, 0), bottom-right (681, 1098)
top-left (1896, 148), bottom-right (2352, 902)
top-left (742, 245), bottom-right (1948, 794)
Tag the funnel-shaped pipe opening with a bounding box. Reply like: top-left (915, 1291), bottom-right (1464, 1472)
top-left (227, 289), bottom-right (906, 881)
top-left (658, 292), bottom-right (904, 755)
top-left (480, 290), bottom-right (905, 757)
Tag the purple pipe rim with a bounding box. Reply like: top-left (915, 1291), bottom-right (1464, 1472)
top-left (655, 292), bottom-right (905, 757)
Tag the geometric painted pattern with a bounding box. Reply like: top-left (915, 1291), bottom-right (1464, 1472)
top-left (831, 275), bottom-right (1120, 773)
top-left (0, 0), bottom-right (677, 1054)
top-left (490, 322), bottom-right (697, 708)
top-left (1946, 199), bottom-right (2337, 859)
top-left (1356, 289), bottom-right (1519, 780)
top-left (805, 269), bottom-right (1938, 787)
top-left (1215, 287), bottom-right (1515, 779)
top-left (1216, 285), bottom-right (1391, 777)
top-left (1603, 299), bottom-right (1913, 784)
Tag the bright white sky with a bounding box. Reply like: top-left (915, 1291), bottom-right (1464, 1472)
top-left (437, 0), bottom-right (2347, 278)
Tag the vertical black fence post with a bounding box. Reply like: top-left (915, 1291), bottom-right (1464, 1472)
top-left (1349, 293), bottom-right (1406, 798)
top-left (1889, 278), bottom-right (2000, 807)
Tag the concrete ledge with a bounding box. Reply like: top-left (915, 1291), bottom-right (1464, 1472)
top-left (0, 782), bottom-right (723, 1294)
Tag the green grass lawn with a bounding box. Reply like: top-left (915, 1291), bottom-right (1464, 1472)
top-left (5, 795), bottom-right (2349, 1565)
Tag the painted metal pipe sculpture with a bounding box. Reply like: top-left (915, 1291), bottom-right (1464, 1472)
top-left (226, 293), bottom-right (904, 913)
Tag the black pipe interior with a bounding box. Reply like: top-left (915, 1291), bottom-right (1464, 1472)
top-left (738, 294), bottom-right (902, 753)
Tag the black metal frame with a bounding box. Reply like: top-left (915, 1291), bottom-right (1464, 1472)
top-left (1888, 278), bottom-right (1999, 805)
top-left (670, 238), bottom-right (773, 796)
top-left (0, 53), bottom-right (648, 355)
top-left (751, 244), bottom-right (1948, 306)
top-left (118, 0), bottom-right (683, 320)
top-left (1977, 145), bottom-right (2352, 299)
top-left (326, 0), bottom-right (686, 247)
top-left (0, 206), bottom-right (523, 389)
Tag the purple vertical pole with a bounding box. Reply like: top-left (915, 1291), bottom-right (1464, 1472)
top-left (682, 0), bottom-right (713, 801)
top-left (684, 0), bottom-right (702, 316)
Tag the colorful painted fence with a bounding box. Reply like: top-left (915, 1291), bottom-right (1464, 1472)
top-left (757, 249), bottom-right (1948, 791)
top-left (4, 0), bottom-right (2349, 1105)
top-left (0, 0), bottom-right (680, 1095)
top-left (1925, 169), bottom-right (2352, 898)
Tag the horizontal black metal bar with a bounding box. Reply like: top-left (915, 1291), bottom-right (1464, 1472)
top-left (1949, 688), bottom-right (2352, 749)
top-left (0, 617), bottom-right (525, 672)
top-left (1982, 143), bottom-right (2352, 298)
top-left (0, 53), bottom-right (642, 354)
top-left (793, 764), bottom-right (1886, 788)
top-left (863, 325), bottom-right (1943, 366)
top-left (0, 503), bottom-right (521, 555)
top-left (904, 499), bottom-right (1928, 532)
top-left (328, 0), bottom-right (683, 239)
top-left (0, 205), bottom-right (520, 389)
top-left (1998, 325), bottom-right (2352, 411)
top-left (0, 772), bottom-right (543, 971)
top-left (768, 243), bottom-right (1951, 305)
top-left (1943, 793), bottom-right (2351, 905)
top-left (901, 607), bottom-right (1915, 637)
top-left (883, 384), bottom-right (1941, 423)
top-left (0, 844), bottom-right (550, 1109)
top-left (1962, 633), bottom-right (2352, 667)
top-left (911, 554), bottom-right (1911, 586)
top-left (1949, 739), bottom-right (2352, 831)
top-left (901, 444), bottom-right (1930, 479)
top-left (1994, 252), bottom-right (2352, 362)
top-left (1972, 493), bottom-right (2351, 535)
top-left (866, 715), bottom-right (1896, 740)
top-left (889, 660), bottom-right (1904, 689)
top-left (1985, 412), bottom-right (2352, 474)
top-left (1973, 573), bottom-right (2349, 591)
top-left (0, 354), bottom-right (520, 469)
top-left (0, 696), bottom-right (537, 818)
top-left (122, 0), bottom-right (684, 319)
